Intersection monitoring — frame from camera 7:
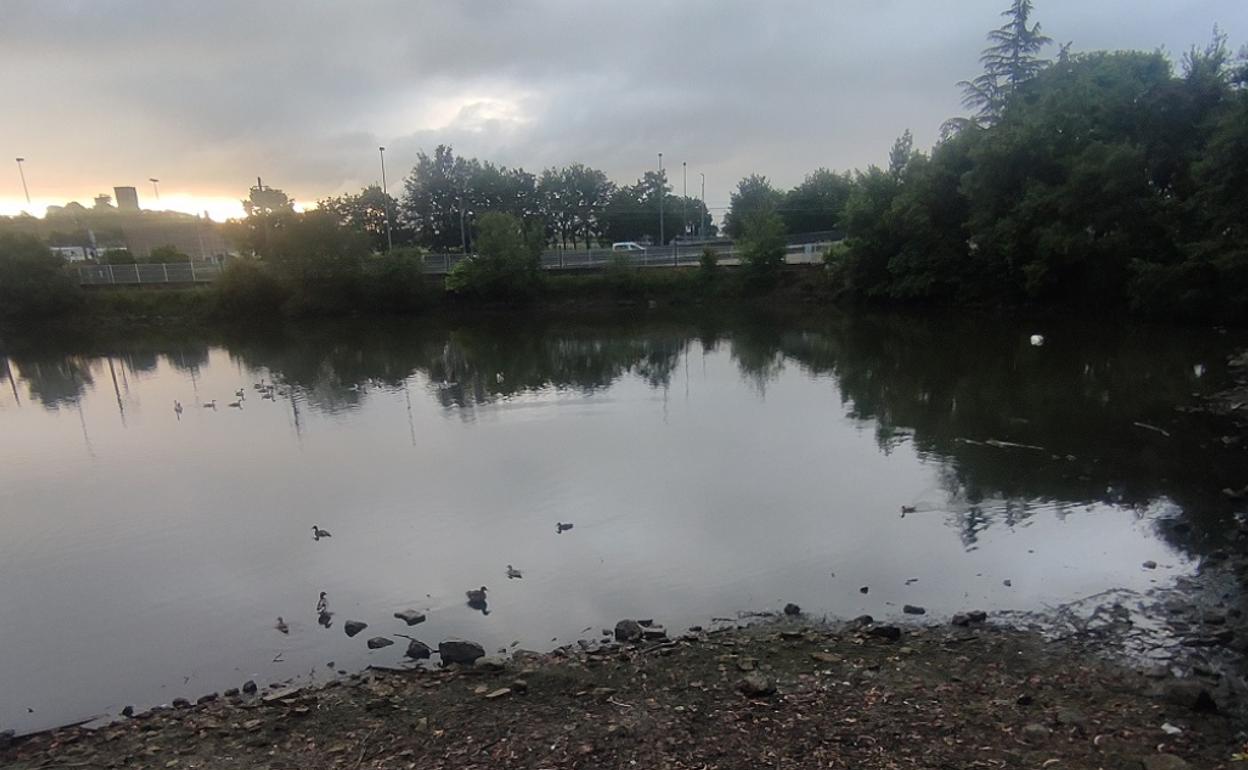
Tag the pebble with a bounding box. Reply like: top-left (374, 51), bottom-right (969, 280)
top-left (1143, 560), bottom-right (1158, 570)
top-left (344, 621), bottom-right (368, 638)
top-left (859, 586), bottom-right (869, 594)
top-left (1020, 723), bottom-right (1051, 742)
top-left (902, 604), bottom-right (926, 615)
top-left (171, 698), bottom-right (191, 709)
top-left (366, 636), bottom-right (394, 650)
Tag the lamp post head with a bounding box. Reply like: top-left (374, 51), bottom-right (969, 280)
top-left (15, 157), bottom-right (24, 163)
top-left (379, 146), bottom-right (385, 152)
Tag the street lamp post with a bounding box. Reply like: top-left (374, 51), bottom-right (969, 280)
top-left (700, 173), bottom-right (706, 238)
top-left (379, 146), bottom-right (393, 252)
top-left (149, 178), bottom-right (160, 202)
top-left (657, 152), bottom-right (664, 248)
top-left (682, 162), bottom-right (687, 239)
top-left (15, 158), bottom-right (30, 205)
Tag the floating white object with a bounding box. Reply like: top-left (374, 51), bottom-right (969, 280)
top-left (1029, 334), bottom-right (1045, 346)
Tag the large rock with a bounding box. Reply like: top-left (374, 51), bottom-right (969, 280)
top-left (405, 639), bottom-right (432, 660)
top-left (344, 620), bottom-right (368, 638)
top-left (783, 603), bottom-right (801, 616)
top-left (394, 610), bottom-right (427, 626)
top-left (439, 639), bottom-right (486, 665)
top-left (1161, 680), bottom-right (1217, 712)
top-left (614, 619), bottom-right (643, 643)
top-left (1140, 755), bottom-right (1191, 770)
top-left (366, 636), bottom-right (394, 650)
top-left (738, 673), bottom-right (775, 697)
top-left (867, 624), bottom-right (902, 642)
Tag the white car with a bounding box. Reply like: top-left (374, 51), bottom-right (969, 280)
top-left (611, 241), bottom-right (647, 252)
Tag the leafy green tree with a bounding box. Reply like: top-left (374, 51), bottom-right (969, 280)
top-left (723, 175), bottom-right (784, 238)
top-left (446, 212), bottom-right (543, 299)
top-left (0, 233), bottom-right (81, 319)
top-left (318, 185), bottom-right (409, 252)
top-left (739, 207), bottom-right (787, 287)
top-left (780, 168), bottom-right (853, 235)
top-left (958, 0), bottom-right (1051, 122)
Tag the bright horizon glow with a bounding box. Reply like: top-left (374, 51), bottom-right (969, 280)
top-left (0, 194), bottom-right (316, 223)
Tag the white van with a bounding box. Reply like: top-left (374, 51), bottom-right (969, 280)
top-left (611, 241), bottom-right (647, 252)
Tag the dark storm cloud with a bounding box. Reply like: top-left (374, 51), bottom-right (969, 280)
top-left (1, 0), bottom-right (1241, 213)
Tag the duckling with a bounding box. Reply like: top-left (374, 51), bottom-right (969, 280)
top-left (556, 522), bottom-right (574, 533)
top-left (202, 399), bottom-right (216, 409)
top-left (228, 400), bottom-right (243, 408)
top-left (312, 525), bottom-right (332, 540)
top-left (900, 505), bottom-right (916, 516)
top-left (235, 388), bottom-right (246, 399)
top-left (173, 400), bottom-right (183, 416)
top-left (275, 616), bottom-right (289, 634)
top-left (506, 564), bottom-right (523, 580)
top-left (465, 586), bottom-right (488, 608)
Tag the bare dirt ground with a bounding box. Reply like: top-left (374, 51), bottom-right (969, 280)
top-left (2, 618), bottom-right (1241, 770)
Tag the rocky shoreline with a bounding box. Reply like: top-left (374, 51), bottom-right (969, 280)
top-left (2, 599), bottom-right (1246, 770)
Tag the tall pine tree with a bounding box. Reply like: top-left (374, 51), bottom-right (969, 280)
top-left (957, 0), bottom-right (1052, 122)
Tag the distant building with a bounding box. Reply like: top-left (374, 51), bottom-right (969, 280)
top-left (114, 186), bottom-right (140, 211)
top-left (50, 246), bottom-right (89, 263)
top-left (93, 194), bottom-right (114, 210)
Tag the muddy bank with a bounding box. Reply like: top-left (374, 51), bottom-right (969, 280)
top-left (2, 617), bottom-right (1243, 770)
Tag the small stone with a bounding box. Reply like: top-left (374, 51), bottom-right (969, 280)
top-left (614, 619), bottom-right (643, 643)
top-left (196, 693), bottom-right (218, 705)
top-left (811, 651), bottom-right (840, 663)
top-left (511, 679), bottom-right (528, 693)
top-left (902, 604), bottom-right (926, 615)
top-left (1003, 580), bottom-right (1013, 587)
top-left (344, 620), bottom-right (368, 637)
top-left (484, 688), bottom-right (512, 699)
top-left (851, 614), bottom-right (874, 627)
top-left (1141, 755), bottom-right (1191, 770)
top-left (366, 636), bottom-right (394, 650)
top-left (738, 673), bottom-right (775, 697)
top-left (951, 613), bottom-right (971, 626)
top-left (1057, 709), bottom-right (1088, 729)
top-left (783, 603), bottom-right (801, 616)
top-left (223, 688), bottom-right (240, 698)
top-left (867, 624), bottom-right (902, 642)
top-left (121, 705), bottom-right (135, 717)
top-left (966, 610), bottom-right (988, 623)
top-left (474, 656), bottom-right (506, 671)
top-left (394, 610), bottom-right (427, 626)
top-left (242, 680), bottom-right (258, 695)
top-left (1143, 560), bottom-right (1158, 570)
top-left (171, 698), bottom-right (191, 709)
top-left (439, 639), bottom-right (486, 665)
top-left (1021, 723), bottom-right (1051, 742)
top-left (405, 639), bottom-right (432, 660)
top-left (859, 586), bottom-right (869, 594)
top-left (642, 626), bottom-right (668, 640)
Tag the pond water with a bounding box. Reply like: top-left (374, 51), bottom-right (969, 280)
top-left (0, 311), bottom-right (1244, 734)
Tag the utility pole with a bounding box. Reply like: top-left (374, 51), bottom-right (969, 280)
top-left (657, 153), bottom-right (664, 247)
top-left (700, 173), bottom-right (706, 238)
top-left (682, 162), bottom-right (687, 239)
top-left (15, 158), bottom-right (30, 205)
top-left (379, 146), bottom-right (393, 252)
top-left (149, 178), bottom-right (160, 202)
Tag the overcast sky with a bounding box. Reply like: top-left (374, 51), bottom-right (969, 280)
top-left (1, 0), bottom-right (1242, 220)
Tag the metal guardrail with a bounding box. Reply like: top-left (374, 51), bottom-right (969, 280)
top-left (77, 242), bottom-right (834, 284)
top-left (77, 262), bottom-right (223, 285)
top-left (420, 241), bottom-right (833, 275)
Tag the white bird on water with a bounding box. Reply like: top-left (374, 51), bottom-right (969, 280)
top-left (1030, 334), bottom-right (1045, 347)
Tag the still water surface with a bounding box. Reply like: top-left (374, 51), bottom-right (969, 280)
top-left (0, 313), bottom-right (1243, 734)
